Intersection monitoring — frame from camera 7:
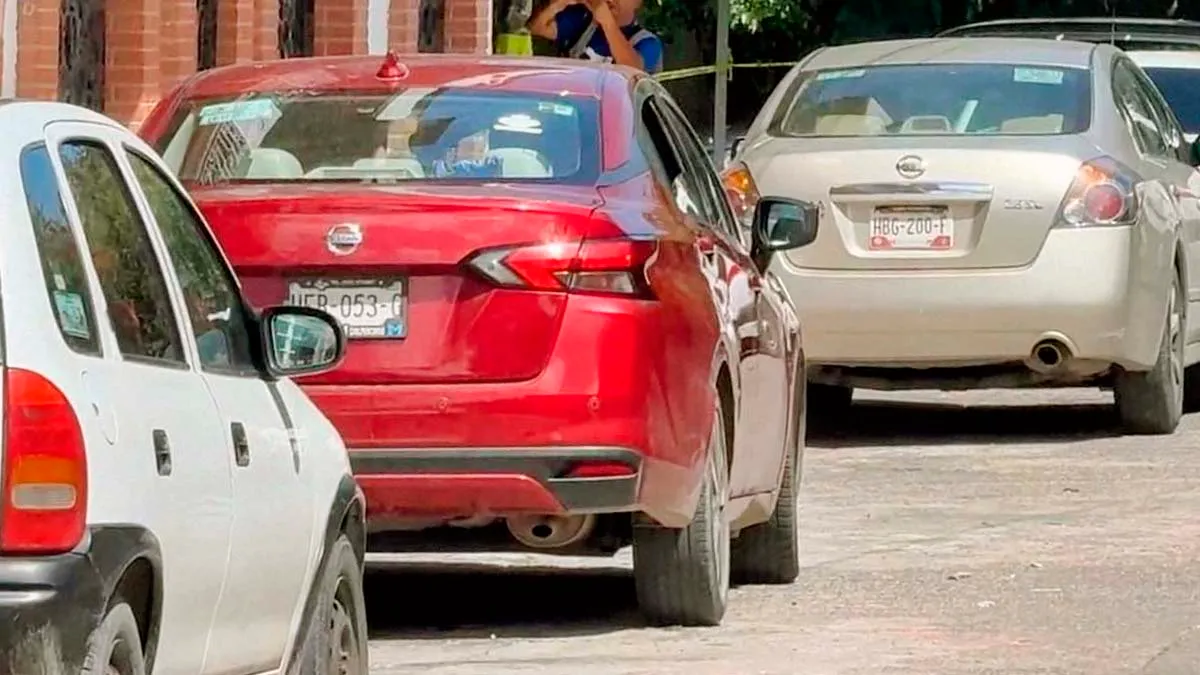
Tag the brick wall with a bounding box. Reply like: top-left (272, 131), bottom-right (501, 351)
top-left (3, 0), bottom-right (493, 127)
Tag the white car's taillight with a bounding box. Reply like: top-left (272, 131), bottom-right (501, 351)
top-left (0, 368), bottom-right (88, 554)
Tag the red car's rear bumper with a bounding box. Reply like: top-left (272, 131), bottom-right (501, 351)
top-left (301, 295), bottom-right (715, 530)
top-left (351, 447), bottom-right (642, 521)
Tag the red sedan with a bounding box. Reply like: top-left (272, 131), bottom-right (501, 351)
top-left (140, 53), bottom-right (818, 626)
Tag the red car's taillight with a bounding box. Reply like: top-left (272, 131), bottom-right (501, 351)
top-left (0, 368), bottom-right (88, 554)
top-left (466, 237), bottom-right (658, 299)
top-left (1056, 156), bottom-right (1139, 228)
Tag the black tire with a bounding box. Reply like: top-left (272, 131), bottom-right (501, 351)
top-left (296, 535), bottom-right (369, 675)
top-left (1184, 365), bottom-right (1200, 413)
top-left (731, 380), bottom-right (804, 585)
top-left (81, 602), bottom-right (146, 675)
top-left (1115, 274), bottom-right (1185, 435)
top-left (632, 405), bottom-right (730, 627)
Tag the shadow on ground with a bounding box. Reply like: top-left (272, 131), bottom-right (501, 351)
top-left (364, 560), bottom-right (642, 640)
top-left (809, 398), bottom-right (1121, 448)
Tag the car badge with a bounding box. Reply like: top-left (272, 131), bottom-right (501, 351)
top-left (895, 155), bottom-right (926, 180)
top-left (326, 223), bottom-right (363, 256)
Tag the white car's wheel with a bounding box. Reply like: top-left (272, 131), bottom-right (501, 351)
top-left (633, 404), bottom-right (731, 627)
top-left (81, 602), bottom-right (146, 675)
top-left (1115, 273), bottom-right (1185, 435)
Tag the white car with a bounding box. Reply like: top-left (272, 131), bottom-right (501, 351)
top-left (0, 101), bottom-right (367, 675)
top-left (938, 18), bottom-right (1200, 142)
top-left (1126, 50), bottom-right (1200, 143)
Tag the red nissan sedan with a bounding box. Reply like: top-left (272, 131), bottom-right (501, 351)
top-left (140, 53), bottom-right (817, 626)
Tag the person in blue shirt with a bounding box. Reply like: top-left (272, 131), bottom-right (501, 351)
top-left (528, 0), bottom-right (663, 74)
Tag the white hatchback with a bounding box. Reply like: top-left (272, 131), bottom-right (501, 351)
top-left (0, 101), bottom-right (368, 675)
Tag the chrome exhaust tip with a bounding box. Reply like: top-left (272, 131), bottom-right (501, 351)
top-left (506, 514), bottom-right (596, 549)
top-left (1028, 339), bottom-right (1071, 374)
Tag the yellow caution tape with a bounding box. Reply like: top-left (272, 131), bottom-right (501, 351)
top-left (654, 61), bottom-right (801, 83)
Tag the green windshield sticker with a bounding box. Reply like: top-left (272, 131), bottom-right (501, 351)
top-left (816, 69), bottom-right (866, 81)
top-left (198, 99), bottom-right (280, 126)
top-left (1013, 67), bottom-right (1065, 85)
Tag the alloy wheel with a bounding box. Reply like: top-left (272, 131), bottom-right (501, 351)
top-left (1170, 279), bottom-right (1185, 407)
top-left (707, 423), bottom-right (731, 603)
top-left (328, 577), bottom-right (363, 675)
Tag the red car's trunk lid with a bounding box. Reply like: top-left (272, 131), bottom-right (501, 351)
top-left (191, 182), bottom-right (603, 386)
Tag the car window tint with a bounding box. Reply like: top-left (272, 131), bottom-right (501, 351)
top-left (656, 99), bottom-right (741, 241)
top-left (1130, 67), bottom-right (1186, 158)
top-left (19, 144), bottom-right (101, 356)
top-left (126, 150), bottom-right (257, 374)
top-left (773, 63), bottom-right (1093, 137)
top-left (637, 98), bottom-right (682, 191)
top-left (1142, 66), bottom-right (1200, 136)
top-left (641, 100), bottom-right (710, 224)
top-left (59, 140), bottom-right (185, 364)
top-left (1113, 62), bottom-right (1169, 157)
top-left (157, 90), bottom-right (601, 186)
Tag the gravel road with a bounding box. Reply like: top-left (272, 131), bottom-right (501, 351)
top-left (366, 389), bottom-right (1200, 675)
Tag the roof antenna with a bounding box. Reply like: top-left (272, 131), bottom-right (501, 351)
top-left (1109, 0), bottom-right (1117, 45)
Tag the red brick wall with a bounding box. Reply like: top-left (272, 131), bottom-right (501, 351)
top-left (389, 0), bottom-right (418, 52)
top-left (9, 0), bottom-right (492, 127)
top-left (445, 0), bottom-right (489, 54)
top-left (15, 0), bottom-right (58, 100)
top-left (315, 0), bottom-right (368, 56)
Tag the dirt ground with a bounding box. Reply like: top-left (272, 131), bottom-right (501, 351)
top-left (365, 389), bottom-right (1200, 674)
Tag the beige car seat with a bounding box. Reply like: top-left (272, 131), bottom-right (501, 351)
top-left (484, 148), bottom-right (553, 178)
top-left (240, 148), bottom-right (305, 179)
top-left (999, 114), bottom-right (1065, 134)
top-left (813, 114), bottom-right (888, 135)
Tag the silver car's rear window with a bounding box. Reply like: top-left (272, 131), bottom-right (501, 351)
top-left (771, 63), bottom-right (1093, 137)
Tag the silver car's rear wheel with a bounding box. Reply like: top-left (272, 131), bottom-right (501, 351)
top-left (1115, 273), bottom-right (1184, 435)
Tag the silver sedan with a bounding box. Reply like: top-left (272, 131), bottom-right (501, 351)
top-left (724, 37), bottom-right (1200, 434)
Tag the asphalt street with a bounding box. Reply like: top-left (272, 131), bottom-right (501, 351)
top-left (364, 389), bottom-right (1200, 674)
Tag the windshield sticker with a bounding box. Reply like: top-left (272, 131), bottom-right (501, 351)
top-left (1013, 67), bottom-right (1065, 85)
top-left (537, 102), bottom-right (576, 117)
top-left (493, 114), bottom-right (543, 134)
top-left (816, 69), bottom-right (866, 81)
top-left (198, 99), bottom-right (281, 126)
top-left (52, 290), bottom-right (90, 340)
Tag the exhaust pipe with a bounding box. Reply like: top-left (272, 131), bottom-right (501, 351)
top-left (506, 514), bottom-right (596, 549)
top-left (1027, 338), bottom-right (1071, 374)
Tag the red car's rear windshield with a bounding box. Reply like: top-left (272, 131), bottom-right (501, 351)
top-left (153, 88), bottom-right (601, 186)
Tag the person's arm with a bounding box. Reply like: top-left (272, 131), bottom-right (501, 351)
top-left (527, 0), bottom-right (578, 42)
top-left (591, 1), bottom-right (643, 70)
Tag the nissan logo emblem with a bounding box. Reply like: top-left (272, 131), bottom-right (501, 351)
top-left (326, 224), bottom-right (363, 256)
top-left (895, 155), bottom-right (926, 180)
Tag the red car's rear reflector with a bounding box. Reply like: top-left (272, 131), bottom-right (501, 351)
top-left (466, 237), bottom-right (658, 299)
top-left (564, 461), bottom-right (637, 478)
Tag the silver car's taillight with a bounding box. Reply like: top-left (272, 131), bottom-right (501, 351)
top-left (1054, 156), bottom-right (1140, 228)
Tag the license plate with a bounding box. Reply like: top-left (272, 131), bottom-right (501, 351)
top-left (869, 206), bottom-right (953, 250)
top-left (287, 278), bottom-right (407, 339)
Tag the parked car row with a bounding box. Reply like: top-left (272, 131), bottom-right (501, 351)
top-left (725, 19), bottom-right (1200, 436)
top-left (0, 52), bottom-right (821, 675)
top-left (4, 18), bottom-right (1198, 675)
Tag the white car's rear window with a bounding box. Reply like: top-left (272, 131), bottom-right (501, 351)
top-left (772, 63), bottom-right (1093, 137)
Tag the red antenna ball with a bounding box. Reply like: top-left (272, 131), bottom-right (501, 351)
top-left (376, 52), bottom-right (410, 82)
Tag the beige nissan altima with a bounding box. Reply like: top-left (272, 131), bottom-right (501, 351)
top-left (723, 37), bottom-right (1200, 435)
